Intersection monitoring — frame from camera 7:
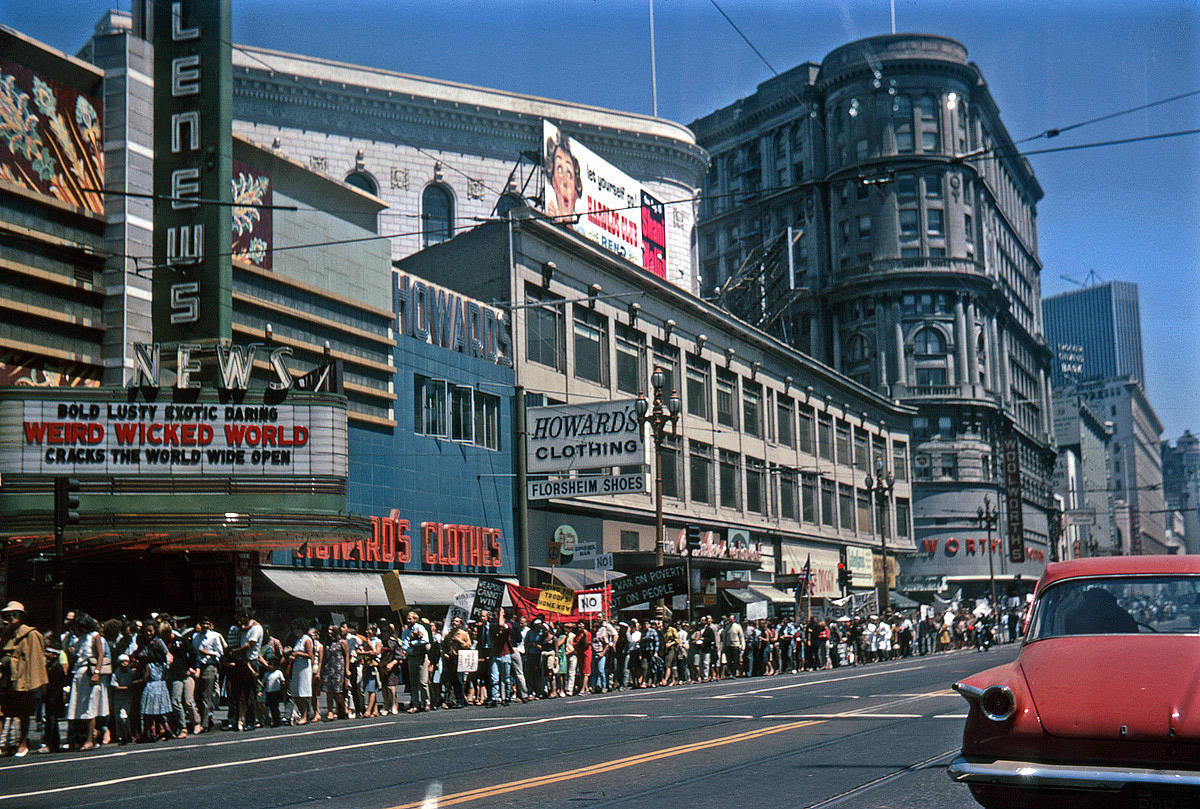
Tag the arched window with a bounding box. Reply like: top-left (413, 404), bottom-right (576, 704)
top-left (422, 185), bottom-right (453, 246)
top-left (892, 96), bottom-right (913, 153)
top-left (913, 327), bottom-right (946, 356)
top-left (846, 333), bottom-right (871, 363)
top-left (344, 171), bottom-right (377, 195)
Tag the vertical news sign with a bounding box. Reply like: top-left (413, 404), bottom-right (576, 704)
top-left (1001, 433), bottom-right (1024, 564)
top-left (152, 0), bottom-right (233, 347)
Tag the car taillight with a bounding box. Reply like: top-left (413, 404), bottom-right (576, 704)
top-left (980, 685), bottom-right (1015, 722)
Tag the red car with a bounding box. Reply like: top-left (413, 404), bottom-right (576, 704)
top-left (948, 554), bottom-right (1200, 809)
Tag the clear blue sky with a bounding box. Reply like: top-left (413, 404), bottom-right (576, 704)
top-left (6, 0), bottom-right (1198, 439)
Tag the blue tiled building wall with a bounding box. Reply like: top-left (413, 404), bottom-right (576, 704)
top-left (276, 328), bottom-right (516, 575)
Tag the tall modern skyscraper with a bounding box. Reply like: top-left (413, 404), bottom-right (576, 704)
top-left (691, 34), bottom-right (1056, 596)
top-left (1043, 281), bottom-right (1145, 389)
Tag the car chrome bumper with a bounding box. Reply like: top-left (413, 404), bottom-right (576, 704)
top-left (948, 756), bottom-right (1200, 791)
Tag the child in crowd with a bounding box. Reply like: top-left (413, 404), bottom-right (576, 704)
top-left (110, 655), bottom-right (134, 744)
top-left (262, 661), bottom-right (285, 728)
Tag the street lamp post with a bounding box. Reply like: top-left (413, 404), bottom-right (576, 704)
top-left (865, 455), bottom-right (895, 613)
top-left (977, 494), bottom-right (1000, 610)
top-left (636, 365), bottom-right (680, 610)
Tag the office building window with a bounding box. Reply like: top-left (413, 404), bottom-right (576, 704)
top-left (777, 396), bottom-right (794, 447)
top-left (897, 174), bottom-right (916, 202)
top-left (474, 392), bottom-right (500, 450)
top-left (899, 208), bottom-right (918, 237)
top-left (896, 499), bottom-right (911, 539)
top-left (892, 441), bottom-right (908, 481)
top-left (526, 285), bottom-right (564, 371)
top-left (661, 436), bottom-right (680, 500)
top-left (798, 406), bottom-right (814, 454)
top-left (743, 381), bottom-right (763, 437)
top-left (652, 339), bottom-right (680, 398)
top-left (450, 385), bottom-right (474, 442)
top-left (720, 450), bottom-right (741, 510)
top-left (927, 208), bottom-right (944, 236)
top-left (924, 172), bottom-right (942, 200)
top-left (802, 474), bottom-right (817, 523)
top-left (689, 441), bottom-right (713, 504)
top-left (854, 432), bottom-right (868, 470)
top-left (857, 490), bottom-right (871, 533)
top-left (746, 458), bottom-right (765, 514)
top-left (615, 324), bottom-right (645, 395)
top-left (818, 413), bottom-right (834, 461)
top-left (717, 370), bottom-right (738, 429)
top-left (835, 421), bottom-right (851, 465)
top-left (573, 306), bottom-right (608, 385)
top-left (893, 95), bottom-right (914, 153)
top-left (858, 214), bottom-right (871, 239)
top-left (839, 484), bottom-right (855, 531)
top-left (821, 479), bottom-right (836, 526)
top-left (620, 530), bottom-right (639, 551)
top-left (414, 375), bottom-right (447, 437)
top-left (779, 470), bottom-right (797, 520)
top-left (686, 355), bottom-right (711, 419)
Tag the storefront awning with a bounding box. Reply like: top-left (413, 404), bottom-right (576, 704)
top-left (747, 584), bottom-right (795, 605)
top-left (260, 569), bottom-right (506, 607)
top-left (531, 566), bottom-right (625, 590)
top-left (721, 586), bottom-right (766, 605)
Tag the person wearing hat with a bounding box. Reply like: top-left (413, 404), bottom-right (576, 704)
top-left (1, 602), bottom-right (48, 757)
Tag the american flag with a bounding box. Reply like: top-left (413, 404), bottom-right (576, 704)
top-left (801, 554), bottom-right (814, 597)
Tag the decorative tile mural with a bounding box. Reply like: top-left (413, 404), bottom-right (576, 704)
top-left (231, 158), bottom-right (272, 270)
top-left (0, 57), bottom-right (104, 215)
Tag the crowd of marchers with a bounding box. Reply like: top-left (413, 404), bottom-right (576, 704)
top-left (0, 599), bottom-right (1020, 758)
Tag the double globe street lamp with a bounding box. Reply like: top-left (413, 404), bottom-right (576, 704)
top-left (977, 494), bottom-right (1000, 610)
top-left (865, 455), bottom-right (895, 612)
top-left (636, 366), bottom-right (681, 596)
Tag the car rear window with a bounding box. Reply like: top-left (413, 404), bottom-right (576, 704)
top-left (1027, 575), bottom-right (1200, 639)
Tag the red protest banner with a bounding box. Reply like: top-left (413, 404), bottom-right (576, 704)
top-left (506, 583), bottom-right (611, 623)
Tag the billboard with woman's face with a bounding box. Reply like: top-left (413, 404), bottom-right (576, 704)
top-left (542, 121), bottom-right (666, 279)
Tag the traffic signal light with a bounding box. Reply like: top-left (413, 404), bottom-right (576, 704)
top-left (685, 525), bottom-right (701, 553)
top-left (837, 562), bottom-right (852, 592)
top-left (54, 477), bottom-right (80, 529)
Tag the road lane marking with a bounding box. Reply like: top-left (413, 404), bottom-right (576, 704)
top-left (381, 718), bottom-right (826, 809)
top-left (709, 665), bottom-right (924, 698)
top-left (770, 713), bottom-right (924, 719)
top-left (0, 715), bottom-right (630, 802)
top-left (934, 713), bottom-right (969, 718)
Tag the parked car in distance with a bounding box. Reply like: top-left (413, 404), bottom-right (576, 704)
top-left (948, 554), bottom-right (1200, 809)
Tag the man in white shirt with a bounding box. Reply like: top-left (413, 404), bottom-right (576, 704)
top-left (401, 611), bottom-right (430, 712)
top-left (227, 612), bottom-right (262, 731)
top-left (192, 617), bottom-right (225, 734)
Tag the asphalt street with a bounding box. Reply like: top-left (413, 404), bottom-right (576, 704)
top-left (0, 645), bottom-right (1016, 809)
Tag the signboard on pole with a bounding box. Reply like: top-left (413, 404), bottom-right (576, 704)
top-left (610, 565), bottom-right (687, 610)
top-left (1002, 433), bottom-right (1025, 563)
top-left (471, 576), bottom-right (505, 620)
top-left (537, 584), bottom-right (577, 615)
top-left (594, 553), bottom-right (614, 571)
top-left (577, 592), bottom-right (604, 614)
top-left (746, 600), bottom-right (768, 622)
top-left (380, 571), bottom-right (407, 613)
top-left (526, 400), bottom-right (644, 474)
top-left (528, 472), bottom-right (647, 500)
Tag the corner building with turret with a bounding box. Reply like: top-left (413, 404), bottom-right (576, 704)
top-left (691, 34), bottom-right (1055, 598)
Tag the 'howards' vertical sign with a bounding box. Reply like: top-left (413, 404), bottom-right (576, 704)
top-left (152, 0), bottom-right (233, 347)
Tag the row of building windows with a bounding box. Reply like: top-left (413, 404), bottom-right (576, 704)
top-left (413, 374), bottom-right (501, 450)
top-left (526, 283), bottom-right (912, 474)
top-left (646, 439), bottom-right (910, 538)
